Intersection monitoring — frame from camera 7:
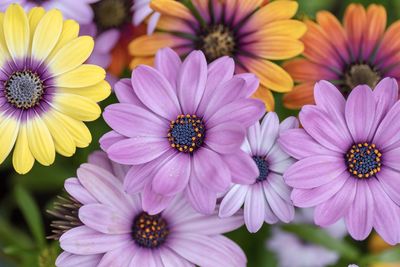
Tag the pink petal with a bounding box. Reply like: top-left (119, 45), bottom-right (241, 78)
top-left (98, 242), bottom-right (136, 267)
top-left (99, 131), bottom-right (125, 152)
top-left (206, 122), bottom-right (245, 154)
top-left (142, 182), bottom-right (174, 215)
top-left (376, 167), bottom-right (400, 206)
top-left (185, 176), bottom-right (217, 215)
top-left (130, 248), bottom-right (157, 267)
top-left (114, 78), bottom-right (144, 106)
top-left (64, 178), bottom-right (96, 205)
top-left (263, 181), bottom-right (294, 223)
top-left (373, 101), bottom-right (400, 150)
top-left (219, 185), bottom-right (249, 217)
top-left (222, 150), bottom-right (258, 184)
top-left (56, 252), bottom-right (102, 267)
top-left (155, 47), bottom-right (182, 88)
top-left (159, 248), bottom-right (192, 267)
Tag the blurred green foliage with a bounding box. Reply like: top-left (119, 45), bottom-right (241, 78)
top-left (2, 1), bottom-right (400, 266)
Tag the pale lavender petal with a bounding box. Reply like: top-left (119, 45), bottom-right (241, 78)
top-left (369, 78), bottom-right (398, 139)
top-left (212, 235), bottom-right (247, 266)
top-left (314, 178), bottom-right (357, 226)
top-left (123, 165), bottom-right (151, 194)
top-left (99, 131), bottom-right (125, 152)
top-left (246, 122), bottom-right (261, 155)
top-left (60, 226), bottom-right (130, 255)
top-left (233, 73), bottom-right (259, 97)
top-left (78, 204), bottom-right (132, 234)
top-left (177, 51), bottom-right (207, 114)
top-left (300, 106), bottom-right (352, 153)
top-left (103, 103), bottom-right (167, 138)
top-left (222, 150), bottom-right (258, 184)
top-left (314, 80), bottom-right (346, 118)
top-left (114, 79), bottom-right (144, 106)
top-left (56, 252), bottom-right (102, 267)
top-left (279, 116), bottom-right (299, 132)
top-left (64, 178), bottom-right (96, 205)
top-left (345, 180), bottom-right (374, 240)
top-left (107, 137), bottom-right (170, 165)
top-left (376, 167), bottom-right (400, 206)
top-left (205, 122), bottom-right (245, 154)
top-left (185, 176), bottom-right (217, 215)
top-left (152, 152), bottom-right (191, 196)
top-left (160, 248), bottom-right (192, 267)
top-left (264, 200), bottom-right (279, 224)
top-left (219, 185), bottom-right (248, 217)
top-left (132, 65), bottom-right (181, 120)
top-left (196, 57), bottom-right (235, 115)
top-left (259, 112), bottom-right (279, 155)
top-left (87, 151), bottom-right (113, 174)
top-left (155, 47), bottom-right (181, 88)
top-left (98, 242), bottom-right (136, 267)
top-left (142, 182), bottom-right (174, 215)
top-left (130, 248), bottom-right (157, 267)
top-left (95, 29), bottom-right (119, 53)
top-left (266, 173), bottom-right (291, 203)
top-left (263, 181), bottom-right (294, 223)
top-left (345, 85), bottom-right (376, 142)
top-left (278, 129), bottom-right (339, 160)
top-left (284, 155), bottom-right (347, 189)
top-left (147, 12), bottom-right (161, 35)
top-left (369, 178), bottom-right (400, 245)
top-left (373, 101), bottom-right (400, 150)
top-left (291, 174), bottom-right (349, 207)
top-left (244, 183), bottom-right (265, 233)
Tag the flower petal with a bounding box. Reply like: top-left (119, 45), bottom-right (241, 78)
top-left (12, 122), bottom-right (34, 174)
top-left (244, 183), bottom-right (265, 233)
top-left (263, 180), bottom-right (294, 223)
top-left (185, 175), bottom-right (217, 215)
top-left (222, 150), bottom-right (258, 184)
top-left (206, 122), bottom-right (245, 154)
top-left (219, 185), bottom-right (248, 217)
top-left (155, 47), bottom-right (181, 88)
top-left (4, 4), bottom-right (29, 59)
top-left (27, 114), bottom-right (55, 166)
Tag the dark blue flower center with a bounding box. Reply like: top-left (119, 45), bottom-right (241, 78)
top-left (132, 212), bottom-right (169, 249)
top-left (5, 71), bottom-right (44, 109)
top-left (168, 114), bottom-right (205, 153)
top-left (346, 143), bottom-right (382, 178)
top-left (253, 156), bottom-right (269, 182)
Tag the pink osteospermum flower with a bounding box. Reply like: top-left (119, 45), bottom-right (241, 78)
top-left (279, 78), bottom-right (400, 245)
top-left (58, 160), bottom-right (246, 266)
top-left (53, 150), bottom-right (128, 267)
top-left (101, 48), bottom-right (265, 215)
top-left (219, 112), bottom-right (297, 232)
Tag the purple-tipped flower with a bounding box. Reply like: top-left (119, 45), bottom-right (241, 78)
top-left (279, 78), bottom-right (400, 245)
top-left (101, 48), bottom-right (265, 214)
top-left (58, 158), bottom-right (246, 267)
top-left (219, 113), bottom-right (297, 232)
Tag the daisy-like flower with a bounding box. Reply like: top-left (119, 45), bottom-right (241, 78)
top-left (219, 112), bottom-right (297, 232)
top-left (129, 0), bottom-right (306, 110)
top-left (279, 78), bottom-right (400, 245)
top-left (101, 48), bottom-right (265, 214)
top-left (4, 0), bottom-right (100, 24)
top-left (0, 4), bottom-right (110, 174)
top-left (58, 159), bottom-right (246, 266)
top-left (283, 4), bottom-right (399, 109)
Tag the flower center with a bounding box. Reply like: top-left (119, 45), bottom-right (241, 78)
top-left (344, 64), bottom-right (381, 95)
top-left (253, 156), bottom-right (269, 182)
top-left (168, 114), bottom-right (205, 153)
top-left (4, 71), bottom-right (44, 109)
top-left (346, 143), bottom-right (382, 178)
top-left (92, 0), bottom-right (130, 30)
top-left (132, 212), bottom-right (169, 249)
top-left (200, 25), bottom-right (235, 62)
top-left (28, 0), bottom-right (49, 3)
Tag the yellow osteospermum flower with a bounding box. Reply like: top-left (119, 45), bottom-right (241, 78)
top-left (129, 0), bottom-right (306, 110)
top-left (0, 4), bottom-right (110, 174)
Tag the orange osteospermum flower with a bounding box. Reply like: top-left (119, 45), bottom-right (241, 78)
top-left (129, 0), bottom-right (306, 110)
top-left (283, 4), bottom-right (398, 109)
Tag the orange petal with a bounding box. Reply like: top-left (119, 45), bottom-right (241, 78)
top-left (157, 15), bottom-right (193, 32)
top-left (316, 10), bottom-right (350, 62)
top-left (151, 0), bottom-right (194, 22)
top-left (246, 36), bottom-right (304, 60)
top-left (375, 21), bottom-right (400, 62)
top-left (243, 57), bottom-right (293, 93)
top-left (363, 4), bottom-right (386, 58)
top-left (130, 56), bottom-right (155, 69)
top-left (284, 58), bottom-right (338, 82)
top-left (283, 82), bottom-right (315, 109)
top-left (343, 3), bottom-right (367, 59)
top-left (129, 33), bottom-right (189, 57)
top-left (252, 85), bottom-right (275, 111)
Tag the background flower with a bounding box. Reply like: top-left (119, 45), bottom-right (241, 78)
top-left (129, 0), bottom-right (306, 110)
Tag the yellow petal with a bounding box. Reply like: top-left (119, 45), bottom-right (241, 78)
top-left (245, 58), bottom-right (294, 93)
top-left (47, 19), bottom-right (80, 60)
top-left (130, 56), bottom-right (155, 69)
top-left (52, 93), bottom-right (101, 121)
top-left (47, 36), bottom-right (94, 76)
top-left (129, 33), bottom-right (187, 57)
top-left (28, 7), bottom-right (45, 43)
top-left (26, 114), bottom-right (55, 166)
top-left (0, 113), bottom-right (19, 164)
top-left (4, 4), bottom-right (30, 59)
top-left (55, 64), bottom-right (105, 88)
top-left (249, 37), bottom-right (304, 60)
top-left (253, 20), bottom-right (307, 39)
top-left (150, 0), bottom-right (193, 21)
top-left (252, 85), bottom-right (275, 111)
top-left (42, 110), bottom-right (76, 157)
top-left (57, 80), bottom-right (111, 102)
top-left (0, 13), bottom-right (11, 67)
top-left (51, 110), bottom-right (92, 148)
top-left (12, 123), bottom-right (34, 174)
top-left (31, 9), bottom-right (63, 62)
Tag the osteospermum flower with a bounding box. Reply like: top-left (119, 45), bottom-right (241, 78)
top-left (101, 48), bottom-right (265, 214)
top-left (279, 78), bottom-right (400, 245)
top-left (129, 0), bottom-right (306, 110)
top-left (219, 113), bottom-right (297, 232)
top-left (5, 0), bottom-right (100, 24)
top-left (283, 4), bottom-right (400, 109)
top-left (0, 4), bottom-right (109, 174)
top-left (59, 161), bottom-right (246, 266)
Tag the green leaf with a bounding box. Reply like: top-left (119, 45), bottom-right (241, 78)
top-left (14, 186), bottom-right (46, 249)
top-left (282, 223), bottom-right (361, 261)
top-left (359, 247), bottom-right (400, 265)
top-left (0, 217), bottom-right (33, 250)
